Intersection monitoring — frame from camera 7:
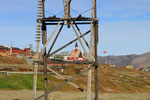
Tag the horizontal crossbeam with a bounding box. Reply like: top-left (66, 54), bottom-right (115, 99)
top-left (34, 60), bottom-right (93, 65)
top-left (38, 17), bottom-right (98, 22)
top-left (45, 22), bottom-right (91, 25)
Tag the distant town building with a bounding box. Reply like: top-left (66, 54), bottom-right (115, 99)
top-left (0, 44), bottom-right (32, 57)
top-left (0, 45), bottom-right (11, 52)
top-left (70, 42), bottom-right (83, 58)
top-left (125, 65), bottom-right (134, 69)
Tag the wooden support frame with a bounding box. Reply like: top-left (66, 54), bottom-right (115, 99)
top-left (70, 21), bottom-right (88, 57)
top-left (35, 67), bottom-right (91, 100)
top-left (46, 23), bottom-right (64, 58)
top-left (33, 0), bottom-right (99, 100)
top-left (47, 66), bottom-right (85, 93)
top-left (41, 21), bottom-right (61, 53)
top-left (48, 30), bottom-right (90, 58)
top-left (73, 21), bottom-right (90, 48)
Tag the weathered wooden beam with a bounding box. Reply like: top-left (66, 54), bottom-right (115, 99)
top-left (47, 67), bottom-right (85, 93)
top-left (48, 30), bottom-right (90, 57)
top-left (35, 67), bottom-right (91, 100)
top-left (41, 21), bottom-right (61, 53)
top-left (38, 17), bottom-right (98, 22)
top-left (46, 24), bottom-right (64, 58)
top-left (87, 64), bottom-right (92, 100)
top-left (45, 22), bottom-right (91, 25)
top-left (73, 21), bottom-right (89, 48)
top-left (34, 60), bottom-right (93, 65)
top-left (71, 21), bottom-right (88, 57)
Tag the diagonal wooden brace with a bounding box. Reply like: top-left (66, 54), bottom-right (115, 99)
top-left (41, 21), bottom-right (61, 53)
top-left (47, 66), bottom-right (86, 93)
top-left (35, 67), bottom-right (91, 100)
top-left (70, 21), bottom-right (88, 56)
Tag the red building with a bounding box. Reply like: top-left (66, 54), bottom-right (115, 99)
top-left (0, 45), bottom-right (31, 56)
top-left (0, 45), bottom-right (11, 52)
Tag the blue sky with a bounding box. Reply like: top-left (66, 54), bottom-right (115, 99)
top-left (0, 0), bottom-right (150, 56)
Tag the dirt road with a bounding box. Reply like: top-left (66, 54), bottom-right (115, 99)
top-left (0, 90), bottom-right (150, 100)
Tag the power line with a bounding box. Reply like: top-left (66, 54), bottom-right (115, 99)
top-left (80, 8), bottom-right (93, 15)
top-left (55, 11), bottom-right (64, 16)
top-left (71, 7), bottom-right (80, 14)
top-left (45, 10), bottom-right (54, 15)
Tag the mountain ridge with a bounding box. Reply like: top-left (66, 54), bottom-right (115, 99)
top-left (98, 52), bottom-right (150, 68)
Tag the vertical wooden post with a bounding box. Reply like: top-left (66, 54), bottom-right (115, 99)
top-left (91, 0), bottom-right (98, 100)
top-left (94, 25), bottom-right (98, 100)
top-left (42, 0), bottom-right (48, 100)
top-left (33, 0), bottom-right (42, 99)
top-left (87, 64), bottom-right (92, 100)
top-left (33, 62), bottom-right (38, 100)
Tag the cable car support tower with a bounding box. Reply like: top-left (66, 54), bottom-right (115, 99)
top-left (33, 0), bottom-right (99, 100)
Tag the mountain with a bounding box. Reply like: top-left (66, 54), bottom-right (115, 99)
top-left (98, 52), bottom-right (150, 68)
top-left (131, 52), bottom-right (150, 68)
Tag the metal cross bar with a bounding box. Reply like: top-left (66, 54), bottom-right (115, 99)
top-left (47, 67), bottom-right (85, 93)
top-left (47, 30), bottom-right (90, 58)
top-left (46, 24), bottom-right (64, 58)
top-left (35, 67), bottom-right (91, 100)
top-left (71, 21), bottom-right (88, 57)
top-left (41, 21), bottom-right (61, 53)
top-left (73, 21), bottom-right (89, 48)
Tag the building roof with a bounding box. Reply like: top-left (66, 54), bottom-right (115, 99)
top-left (11, 47), bottom-right (21, 50)
top-left (70, 49), bottom-right (83, 58)
top-left (0, 45), bottom-right (11, 50)
top-left (75, 42), bottom-right (78, 47)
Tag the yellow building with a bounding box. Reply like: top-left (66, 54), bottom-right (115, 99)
top-left (125, 65), bottom-right (134, 69)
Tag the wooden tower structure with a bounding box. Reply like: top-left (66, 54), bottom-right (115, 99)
top-left (33, 0), bottom-right (99, 100)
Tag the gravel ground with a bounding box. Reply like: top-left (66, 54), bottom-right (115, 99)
top-left (0, 90), bottom-right (150, 100)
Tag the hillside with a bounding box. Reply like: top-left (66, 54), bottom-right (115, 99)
top-left (98, 52), bottom-right (150, 68)
top-left (98, 55), bottom-right (137, 67)
top-left (131, 52), bottom-right (150, 68)
top-left (1, 64), bottom-right (150, 93)
top-left (0, 56), bottom-right (27, 64)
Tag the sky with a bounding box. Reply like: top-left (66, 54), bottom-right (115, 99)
top-left (0, 0), bottom-right (150, 56)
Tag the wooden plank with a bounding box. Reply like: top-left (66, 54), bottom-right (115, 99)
top-left (41, 21), bottom-right (61, 53)
top-left (35, 60), bottom-right (93, 65)
top-left (87, 64), bottom-right (92, 100)
top-left (73, 21), bottom-right (89, 48)
top-left (46, 24), bottom-right (64, 58)
top-left (71, 22), bottom-right (88, 56)
top-left (48, 30), bottom-right (90, 57)
top-left (35, 67), bottom-right (91, 100)
top-left (47, 67), bottom-right (85, 93)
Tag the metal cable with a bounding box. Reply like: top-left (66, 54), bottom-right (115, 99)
top-left (55, 11), bottom-right (65, 15)
top-left (80, 8), bottom-right (93, 15)
top-left (45, 10), bottom-right (54, 15)
top-left (71, 7), bottom-right (80, 14)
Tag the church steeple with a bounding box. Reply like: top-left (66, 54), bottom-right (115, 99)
top-left (75, 42), bottom-right (78, 52)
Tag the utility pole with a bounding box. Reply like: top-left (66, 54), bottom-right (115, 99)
top-left (41, 0), bottom-right (48, 100)
top-left (91, 0), bottom-right (99, 100)
top-left (33, 0), bottom-right (42, 99)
